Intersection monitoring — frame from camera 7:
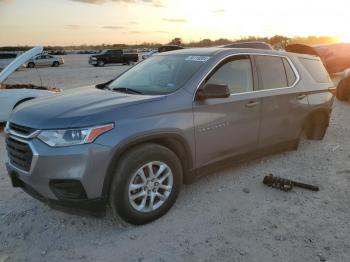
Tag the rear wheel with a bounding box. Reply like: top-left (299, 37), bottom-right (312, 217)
top-left (27, 62), bottom-right (35, 68)
top-left (336, 77), bottom-right (350, 101)
top-left (109, 143), bottom-right (182, 225)
top-left (305, 113), bottom-right (328, 140)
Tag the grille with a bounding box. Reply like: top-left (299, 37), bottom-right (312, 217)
top-left (6, 137), bottom-right (33, 172)
top-left (9, 123), bottom-right (36, 136)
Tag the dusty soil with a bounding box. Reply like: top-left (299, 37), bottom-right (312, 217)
top-left (1, 55), bottom-right (350, 262)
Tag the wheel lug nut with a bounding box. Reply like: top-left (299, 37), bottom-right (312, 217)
top-left (155, 182), bottom-right (159, 186)
top-left (152, 188), bottom-right (157, 192)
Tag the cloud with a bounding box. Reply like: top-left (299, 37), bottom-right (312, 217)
top-left (212, 9), bottom-right (226, 13)
top-left (162, 18), bottom-right (187, 23)
top-left (0, 0), bottom-right (14, 3)
top-left (70, 0), bottom-right (164, 7)
top-left (102, 26), bottom-right (126, 29)
top-left (64, 24), bottom-right (82, 29)
top-left (152, 0), bottom-right (164, 7)
top-left (154, 30), bottom-right (168, 33)
top-left (128, 30), bottom-right (142, 34)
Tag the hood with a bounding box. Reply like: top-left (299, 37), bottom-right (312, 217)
top-left (10, 85), bottom-right (163, 129)
top-left (0, 46), bottom-right (43, 83)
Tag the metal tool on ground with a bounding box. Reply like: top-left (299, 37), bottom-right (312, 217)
top-left (263, 174), bottom-right (319, 192)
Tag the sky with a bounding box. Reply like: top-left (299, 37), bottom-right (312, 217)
top-left (0, 0), bottom-right (350, 46)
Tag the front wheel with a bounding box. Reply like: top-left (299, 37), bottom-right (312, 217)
top-left (97, 60), bottom-right (105, 67)
top-left (109, 143), bottom-right (182, 225)
top-left (27, 62), bottom-right (35, 68)
top-left (52, 61), bottom-right (59, 67)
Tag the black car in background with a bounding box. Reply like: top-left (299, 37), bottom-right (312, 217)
top-left (158, 45), bottom-right (184, 53)
top-left (89, 49), bottom-right (139, 66)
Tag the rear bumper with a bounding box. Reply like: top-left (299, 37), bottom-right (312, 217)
top-left (7, 165), bottom-right (106, 216)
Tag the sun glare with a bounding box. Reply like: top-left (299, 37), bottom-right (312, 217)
top-left (339, 35), bottom-right (350, 43)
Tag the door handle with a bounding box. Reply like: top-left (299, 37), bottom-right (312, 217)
top-left (245, 101), bottom-right (260, 108)
top-left (297, 94), bottom-right (307, 100)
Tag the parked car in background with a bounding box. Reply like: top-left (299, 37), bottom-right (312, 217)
top-left (222, 41), bottom-right (273, 50)
top-left (25, 54), bottom-right (64, 68)
top-left (48, 50), bottom-right (66, 56)
top-left (5, 47), bottom-right (334, 225)
top-left (0, 47), bottom-right (61, 123)
top-left (0, 53), bottom-right (18, 69)
top-left (89, 49), bottom-right (139, 66)
top-left (142, 50), bottom-right (158, 60)
top-left (158, 45), bottom-right (184, 53)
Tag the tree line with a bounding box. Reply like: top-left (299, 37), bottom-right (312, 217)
top-left (0, 35), bottom-right (339, 51)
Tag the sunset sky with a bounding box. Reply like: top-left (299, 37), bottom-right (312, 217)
top-left (0, 0), bottom-right (349, 46)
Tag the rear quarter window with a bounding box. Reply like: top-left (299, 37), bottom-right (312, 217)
top-left (299, 58), bottom-right (330, 83)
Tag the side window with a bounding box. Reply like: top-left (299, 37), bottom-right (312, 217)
top-left (206, 56), bottom-right (254, 94)
top-left (282, 58), bottom-right (297, 86)
top-left (255, 56), bottom-right (287, 90)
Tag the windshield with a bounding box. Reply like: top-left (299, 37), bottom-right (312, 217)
top-left (108, 54), bottom-right (210, 95)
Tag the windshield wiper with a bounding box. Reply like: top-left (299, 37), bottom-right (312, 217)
top-left (112, 87), bottom-right (143, 95)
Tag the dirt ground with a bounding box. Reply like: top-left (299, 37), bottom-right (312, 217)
top-left (1, 55), bottom-right (350, 262)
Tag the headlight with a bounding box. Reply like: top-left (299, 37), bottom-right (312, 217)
top-left (38, 123), bottom-right (114, 147)
top-left (91, 57), bottom-right (97, 60)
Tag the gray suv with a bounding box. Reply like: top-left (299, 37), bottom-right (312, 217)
top-left (5, 48), bottom-right (334, 224)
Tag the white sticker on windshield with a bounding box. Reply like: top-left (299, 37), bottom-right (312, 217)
top-left (185, 56), bottom-right (210, 62)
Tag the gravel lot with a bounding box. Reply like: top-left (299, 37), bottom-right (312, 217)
top-left (1, 55), bottom-right (350, 262)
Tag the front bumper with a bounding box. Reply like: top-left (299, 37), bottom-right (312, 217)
top-left (5, 131), bottom-right (114, 216)
top-left (7, 167), bottom-right (106, 216)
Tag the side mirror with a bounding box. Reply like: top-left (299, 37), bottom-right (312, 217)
top-left (196, 83), bottom-right (230, 100)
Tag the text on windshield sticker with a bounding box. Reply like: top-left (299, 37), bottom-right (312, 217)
top-left (185, 56), bottom-right (210, 62)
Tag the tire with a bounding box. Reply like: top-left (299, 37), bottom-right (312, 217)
top-left (109, 143), bottom-right (183, 225)
top-left (305, 113), bottom-right (328, 140)
top-left (97, 60), bottom-right (105, 67)
top-left (52, 61), bottom-right (59, 67)
top-left (336, 77), bottom-right (350, 101)
top-left (27, 62), bottom-right (35, 68)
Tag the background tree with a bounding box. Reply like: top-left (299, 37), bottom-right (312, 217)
top-left (168, 37), bottom-right (182, 46)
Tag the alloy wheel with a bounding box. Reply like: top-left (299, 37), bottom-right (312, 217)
top-left (128, 161), bottom-right (173, 213)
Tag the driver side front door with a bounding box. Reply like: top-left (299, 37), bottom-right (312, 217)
top-left (193, 55), bottom-right (262, 168)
